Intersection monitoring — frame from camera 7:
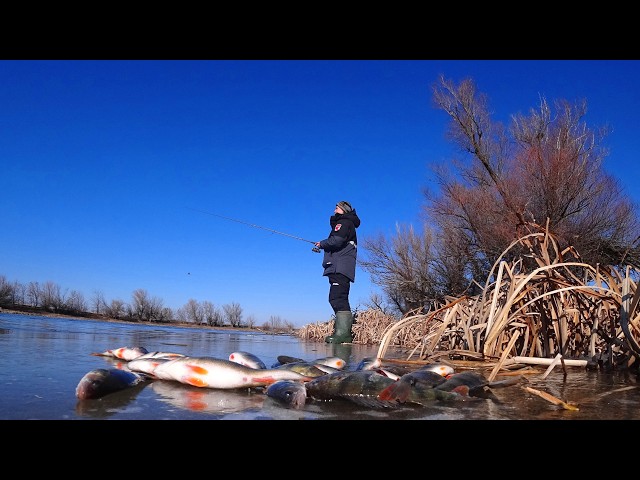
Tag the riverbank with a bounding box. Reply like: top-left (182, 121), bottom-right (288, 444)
top-left (0, 306), bottom-right (272, 334)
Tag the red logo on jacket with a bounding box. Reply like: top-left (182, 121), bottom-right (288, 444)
top-left (334, 224), bottom-right (342, 231)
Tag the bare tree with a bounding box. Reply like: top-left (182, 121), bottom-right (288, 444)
top-left (157, 307), bottom-right (174, 323)
top-left (360, 223), bottom-right (442, 315)
top-left (104, 299), bottom-right (126, 319)
top-left (129, 289), bottom-right (164, 321)
top-left (0, 275), bottom-right (13, 306)
top-left (223, 302), bottom-right (243, 327)
top-left (26, 281), bottom-right (41, 307)
top-left (362, 74), bottom-right (640, 315)
top-left (182, 298), bottom-right (203, 324)
top-left (66, 290), bottom-right (87, 313)
top-left (91, 290), bottom-right (106, 315)
top-left (244, 314), bottom-right (256, 329)
top-left (510, 97), bottom-right (640, 267)
top-left (202, 301), bottom-right (223, 327)
top-left (425, 75), bottom-right (640, 285)
top-left (41, 281), bottom-right (65, 312)
top-left (12, 281), bottom-right (25, 305)
top-left (262, 315), bottom-right (294, 332)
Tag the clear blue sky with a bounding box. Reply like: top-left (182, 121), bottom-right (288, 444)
top-left (2, 60), bottom-right (639, 327)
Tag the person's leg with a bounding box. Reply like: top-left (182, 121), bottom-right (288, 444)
top-left (326, 274), bottom-right (353, 343)
top-left (328, 273), bottom-right (351, 313)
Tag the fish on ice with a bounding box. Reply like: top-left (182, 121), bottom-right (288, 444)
top-left (229, 351), bottom-right (267, 369)
top-left (265, 380), bottom-right (308, 409)
top-left (91, 346), bottom-right (149, 361)
top-left (75, 368), bottom-right (149, 400)
top-left (151, 356), bottom-right (314, 389)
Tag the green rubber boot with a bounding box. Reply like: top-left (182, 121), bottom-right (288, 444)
top-left (325, 311), bottom-right (354, 344)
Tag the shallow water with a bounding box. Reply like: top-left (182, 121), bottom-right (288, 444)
top-left (2, 312), bottom-right (640, 421)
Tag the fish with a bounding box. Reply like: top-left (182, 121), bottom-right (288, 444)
top-left (423, 363), bottom-right (455, 377)
top-left (75, 368), bottom-right (149, 400)
top-left (127, 356), bottom-right (175, 376)
top-left (275, 361), bottom-right (329, 378)
top-left (229, 351), bottom-right (267, 369)
top-left (377, 368), bottom-right (450, 403)
top-left (91, 346), bottom-right (149, 361)
top-left (305, 370), bottom-right (399, 408)
top-left (313, 356), bottom-right (347, 370)
top-left (400, 381), bottom-right (470, 406)
top-left (357, 359), bottom-right (453, 382)
top-left (355, 357), bottom-right (382, 371)
top-left (273, 355), bottom-right (346, 370)
top-left (151, 356), bottom-right (314, 389)
top-left (134, 351), bottom-right (185, 360)
top-left (265, 380), bottom-right (308, 409)
top-left (276, 355), bottom-right (305, 365)
top-left (435, 371), bottom-right (522, 400)
top-left (313, 364), bottom-right (342, 374)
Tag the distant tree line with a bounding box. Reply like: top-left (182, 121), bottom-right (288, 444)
top-left (0, 275), bottom-right (296, 333)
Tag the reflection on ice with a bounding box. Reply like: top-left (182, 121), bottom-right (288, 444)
top-left (151, 381), bottom-right (265, 415)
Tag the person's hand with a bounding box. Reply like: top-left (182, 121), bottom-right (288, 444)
top-left (315, 242), bottom-right (321, 248)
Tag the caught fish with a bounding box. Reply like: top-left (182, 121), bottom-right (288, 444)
top-left (75, 368), bottom-right (149, 400)
top-left (274, 355), bottom-right (346, 370)
top-left (355, 357), bottom-right (382, 371)
top-left (313, 357), bottom-right (347, 370)
top-left (152, 356), bottom-right (314, 389)
top-left (134, 351), bottom-right (185, 360)
top-left (313, 364), bottom-right (341, 375)
top-left (275, 361), bottom-right (329, 378)
top-left (128, 356), bottom-right (175, 376)
top-left (276, 355), bottom-right (305, 365)
top-left (306, 370), bottom-right (399, 408)
top-left (265, 380), bottom-right (308, 409)
top-left (91, 346), bottom-right (149, 361)
top-left (435, 371), bottom-right (521, 399)
top-left (400, 380), bottom-right (470, 406)
top-left (377, 369), bottom-right (450, 403)
top-left (422, 363), bottom-right (455, 377)
top-left (229, 351), bottom-right (267, 369)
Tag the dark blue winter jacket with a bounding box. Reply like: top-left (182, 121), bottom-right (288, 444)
top-left (318, 210), bottom-right (361, 282)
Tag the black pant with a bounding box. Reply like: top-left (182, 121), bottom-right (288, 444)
top-left (327, 273), bottom-right (351, 313)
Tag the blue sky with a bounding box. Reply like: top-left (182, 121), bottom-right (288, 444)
top-left (2, 60), bottom-right (639, 327)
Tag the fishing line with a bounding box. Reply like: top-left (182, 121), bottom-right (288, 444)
top-left (186, 207), bottom-right (321, 252)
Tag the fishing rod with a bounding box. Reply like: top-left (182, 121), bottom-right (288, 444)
top-left (187, 207), bottom-right (321, 253)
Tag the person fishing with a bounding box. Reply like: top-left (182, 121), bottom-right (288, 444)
top-left (314, 201), bottom-right (361, 344)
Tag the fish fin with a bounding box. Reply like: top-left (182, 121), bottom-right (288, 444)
top-left (113, 348), bottom-right (126, 359)
top-left (182, 376), bottom-right (208, 387)
top-left (452, 385), bottom-right (470, 396)
top-left (348, 396), bottom-right (400, 409)
top-left (377, 381), bottom-right (409, 403)
top-left (252, 376), bottom-right (277, 385)
top-left (186, 365), bottom-right (209, 375)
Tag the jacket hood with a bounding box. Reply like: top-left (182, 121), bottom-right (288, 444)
top-left (334, 210), bottom-right (360, 228)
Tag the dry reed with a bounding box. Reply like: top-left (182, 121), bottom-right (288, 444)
top-left (296, 228), bottom-right (640, 372)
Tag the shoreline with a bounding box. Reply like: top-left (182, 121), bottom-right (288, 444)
top-left (0, 307), bottom-right (277, 334)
